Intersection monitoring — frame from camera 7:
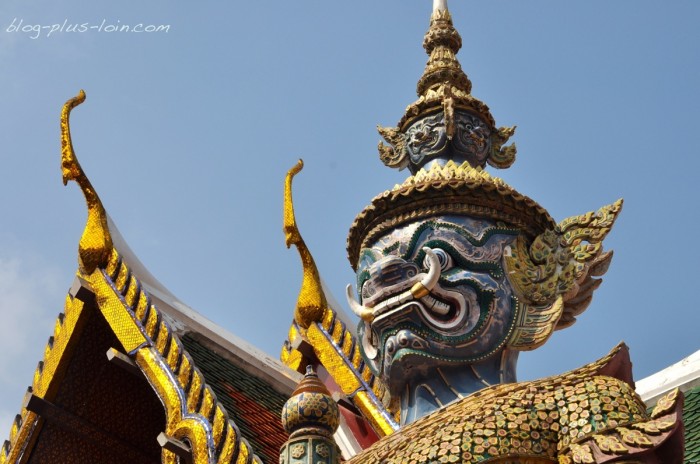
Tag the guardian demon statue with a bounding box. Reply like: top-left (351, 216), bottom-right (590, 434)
top-left (281, 2), bottom-right (684, 462)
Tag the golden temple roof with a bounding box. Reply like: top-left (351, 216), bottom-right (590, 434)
top-left (1, 91), bottom-right (301, 464)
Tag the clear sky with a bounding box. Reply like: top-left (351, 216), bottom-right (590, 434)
top-left (0, 0), bottom-right (698, 443)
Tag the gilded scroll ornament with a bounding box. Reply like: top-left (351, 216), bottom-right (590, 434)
top-left (489, 125), bottom-right (517, 169)
top-left (504, 199), bottom-right (623, 336)
top-left (377, 126), bottom-right (408, 170)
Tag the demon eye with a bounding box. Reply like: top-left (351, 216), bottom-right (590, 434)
top-left (424, 248), bottom-right (452, 272)
top-left (361, 279), bottom-right (371, 300)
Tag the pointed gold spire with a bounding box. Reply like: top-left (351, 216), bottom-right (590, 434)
top-left (377, 3), bottom-right (516, 174)
top-left (400, 0), bottom-right (486, 130)
top-left (418, 1), bottom-right (471, 97)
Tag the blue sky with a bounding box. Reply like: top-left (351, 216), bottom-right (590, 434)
top-left (0, 0), bottom-right (698, 441)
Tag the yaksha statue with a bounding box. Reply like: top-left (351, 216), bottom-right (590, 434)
top-left (282, 1), bottom-right (684, 462)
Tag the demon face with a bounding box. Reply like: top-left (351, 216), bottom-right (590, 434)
top-left (349, 215), bottom-right (522, 398)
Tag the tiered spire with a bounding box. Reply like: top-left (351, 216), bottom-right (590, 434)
top-left (418, 0), bottom-right (471, 97)
top-left (349, 2), bottom-right (544, 268)
top-left (377, 0), bottom-right (516, 175)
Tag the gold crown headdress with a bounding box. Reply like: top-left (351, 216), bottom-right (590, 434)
top-left (348, 0), bottom-right (545, 267)
top-left (347, 0), bottom-right (622, 343)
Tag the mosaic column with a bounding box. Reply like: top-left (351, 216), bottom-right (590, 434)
top-left (280, 366), bottom-right (340, 464)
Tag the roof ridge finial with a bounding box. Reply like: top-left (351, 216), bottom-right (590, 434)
top-left (61, 90), bottom-right (114, 274)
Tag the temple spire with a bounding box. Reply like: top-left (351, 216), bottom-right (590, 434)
top-left (418, 0), bottom-right (469, 96)
top-left (377, 2), bottom-right (516, 173)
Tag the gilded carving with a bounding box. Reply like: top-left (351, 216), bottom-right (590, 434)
top-left (60, 90), bottom-right (113, 274)
top-left (3, 96), bottom-right (267, 464)
top-left (101, 249), bottom-right (262, 463)
top-left (377, 126), bottom-right (408, 170)
top-left (284, 160), bottom-right (328, 328)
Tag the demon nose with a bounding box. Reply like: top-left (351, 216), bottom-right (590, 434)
top-left (362, 256), bottom-right (419, 305)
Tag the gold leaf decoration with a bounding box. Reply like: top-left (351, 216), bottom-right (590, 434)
top-left (617, 427), bottom-right (654, 448)
top-left (651, 388), bottom-right (680, 419)
top-left (488, 126), bottom-right (517, 169)
top-left (569, 443), bottom-right (595, 463)
top-left (508, 297), bottom-right (564, 351)
top-left (377, 125), bottom-right (408, 169)
top-left (631, 418), bottom-right (675, 435)
top-left (593, 434), bottom-right (628, 454)
top-left (283, 160), bottom-right (327, 328)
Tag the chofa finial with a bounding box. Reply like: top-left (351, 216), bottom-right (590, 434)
top-left (61, 90), bottom-right (113, 274)
top-left (283, 160), bottom-right (329, 328)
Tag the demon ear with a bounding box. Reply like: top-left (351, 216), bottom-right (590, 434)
top-left (487, 125), bottom-right (517, 169)
top-left (505, 199), bottom-right (623, 349)
top-left (507, 296), bottom-right (564, 351)
top-left (377, 125), bottom-right (409, 170)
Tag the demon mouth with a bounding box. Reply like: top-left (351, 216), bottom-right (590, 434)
top-left (372, 287), bottom-right (468, 333)
top-left (357, 286), bottom-right (472, 362)
top-left (347, 247), bottom-right (442, 322)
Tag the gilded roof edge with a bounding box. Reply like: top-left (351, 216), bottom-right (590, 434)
top-left (1, 245), bottom-right (266, 464)
top-left (101, 247), bottom-right (265, 463)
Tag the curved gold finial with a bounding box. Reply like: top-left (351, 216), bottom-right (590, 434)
top-left (61, 90), bottom-right (112, 274)
top-left (284, 160), bottom-right (328, 328)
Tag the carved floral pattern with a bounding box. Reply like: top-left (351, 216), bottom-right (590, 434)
top-left (290, 444), bottom-right (306, 459)
top-left (315, 444), bottom-right (330, 458)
